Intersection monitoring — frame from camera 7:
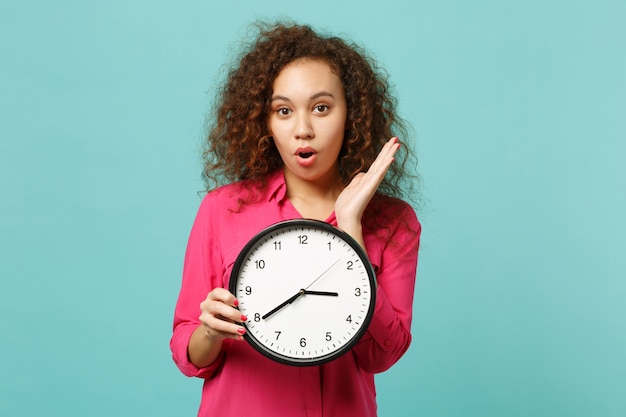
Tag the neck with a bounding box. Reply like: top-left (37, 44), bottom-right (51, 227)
top-left (283, 167), bottom-right (343, 220)
top-left (284, 167), bottom-right (342, 199)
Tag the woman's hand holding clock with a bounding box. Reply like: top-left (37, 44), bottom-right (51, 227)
top-left (199, 288), bottom-right (247, 341)
top-left (188, 288), bottom-right (247, 368)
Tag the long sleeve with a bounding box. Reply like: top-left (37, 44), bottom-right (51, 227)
top-left (352, 203), bottom-right (421, 373)
top-left (170, 196), bottom-right (225, 378)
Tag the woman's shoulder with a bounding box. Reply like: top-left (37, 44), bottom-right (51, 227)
top-left (365, 194), bottom-right (420, 238)
top-left (194, 181), bottom-right (246, 217)
top-left (204, 181), bottom-right (245, 199)
top-left (198, 174), bottom-right (276, 213)
top-left (198, 182), bottom-right (237, 207)
top-left (373, 194), bottom-right (418, 221)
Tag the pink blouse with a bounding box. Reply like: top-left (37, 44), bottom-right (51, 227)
top-left (171, 170), bottom-right (420, 417)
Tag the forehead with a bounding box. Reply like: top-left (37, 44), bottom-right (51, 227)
top-left (272, 59), bottom-right (344, 97)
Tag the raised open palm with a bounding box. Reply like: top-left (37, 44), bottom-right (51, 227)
top-left (334, 137), bottom-right (400, 228)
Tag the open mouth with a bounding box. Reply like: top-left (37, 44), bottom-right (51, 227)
top-left (298, 152), bottom-right (314, 159)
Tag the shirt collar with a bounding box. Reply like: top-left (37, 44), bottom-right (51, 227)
top-left (264, 170), bottom-right (338, 225)
top-left (265, 169), bottom-right (287, 203)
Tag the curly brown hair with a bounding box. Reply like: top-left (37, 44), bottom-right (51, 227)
top-left (202, 21), bottom-right (420, 209)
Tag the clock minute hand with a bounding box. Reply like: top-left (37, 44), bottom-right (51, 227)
top-left (261, 289), bottom-right (305, 320)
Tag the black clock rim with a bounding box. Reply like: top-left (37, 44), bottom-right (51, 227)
top-left (228, 218), bottom-right (377, 367)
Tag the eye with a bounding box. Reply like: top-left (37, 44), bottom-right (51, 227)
top-left (314, 104), bottom-right (329, 113)
top-left (275, 107), bottom-right (291, 116)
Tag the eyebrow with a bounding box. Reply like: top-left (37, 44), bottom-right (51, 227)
top-left (271, 91), bottom-right (335, 102)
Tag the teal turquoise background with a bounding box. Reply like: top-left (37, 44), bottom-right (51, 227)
top-left (1, 1), bottom-right (624, 416)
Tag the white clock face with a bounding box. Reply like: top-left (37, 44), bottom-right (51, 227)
top-left (229, 219), bottom-right (376, 366)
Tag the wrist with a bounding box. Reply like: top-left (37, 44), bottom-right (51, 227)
top-left (336, 219), bottom-right (362, 235)
top-left (336, 220), bottom-right (365, 251)
top-left (189, 324), bottom-right (223, 368)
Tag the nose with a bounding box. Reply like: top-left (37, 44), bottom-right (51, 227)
top-left (294, 113), bottom-right (314, 139)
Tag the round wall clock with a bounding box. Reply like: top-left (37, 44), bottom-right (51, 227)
top-left (229, 219), bottom-right (376, 366)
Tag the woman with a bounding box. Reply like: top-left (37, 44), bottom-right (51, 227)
top-left (171, 22), bottom-right (421, 416)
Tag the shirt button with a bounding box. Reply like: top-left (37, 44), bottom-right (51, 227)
top-left (384, 339), bottom-right (392, 347)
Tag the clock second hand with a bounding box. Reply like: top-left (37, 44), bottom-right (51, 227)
top-left (304, 258), bottom-right (342, 290)
top-left (261, 258), bottom-right (342, 320)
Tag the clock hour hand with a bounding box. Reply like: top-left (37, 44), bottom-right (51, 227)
top-left (302, 290), bottom-right (338, 296)
top-left (261, 289), bottom-right (305, 320)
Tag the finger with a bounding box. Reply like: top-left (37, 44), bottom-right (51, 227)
top-left (207, 287), bottom-right (239, 307)
top-left (200, 311), bottom-right (246, 340)
top-left (199, 296), bottom-right (248, 338)
top-left (360, 149), bottom-right (397, 191)
top-left (371, 137), bottom-right (400, 170)
top-left (364, 139), bottom-right (398, 181)
top-left (201, 297), bottom-right (246, 324)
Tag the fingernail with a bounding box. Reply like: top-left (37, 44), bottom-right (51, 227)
top-left (237, 328), bottom-right (246, 335)
top-left (233, 299), bottom-right (239, 307)
top-left (240, 314), bottom-right (248, 322)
